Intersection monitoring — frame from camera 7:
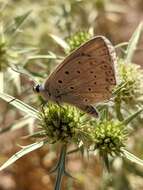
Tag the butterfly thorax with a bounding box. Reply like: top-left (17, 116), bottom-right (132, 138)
top-left (39, 82), bottom-right (63, 104)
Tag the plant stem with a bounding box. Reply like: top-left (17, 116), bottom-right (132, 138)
top-left (54, 144), bottom-right (67, 190)
top-left (115, 98), bottom-right (124, 121)
top-left (100, 151), bottom-right (110, 173)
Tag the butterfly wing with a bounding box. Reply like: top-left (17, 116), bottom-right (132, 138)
top-left (44, 36), bottom-right (117, 105)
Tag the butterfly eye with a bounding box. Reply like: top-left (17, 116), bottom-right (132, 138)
top-left (33, 84), bottom-right (40, 93)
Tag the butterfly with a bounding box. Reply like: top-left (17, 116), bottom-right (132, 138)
top-left (33, 36), bottom-right (117, 117)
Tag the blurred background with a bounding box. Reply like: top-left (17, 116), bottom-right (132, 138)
top-left (0, 0), bottom-right (143, 189)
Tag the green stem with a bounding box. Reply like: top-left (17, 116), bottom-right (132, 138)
top-left (54, 144), bottom-right (67, 190)
top-left (100, 151), bottom-right (110, 173)
top-left (115, 99), bottom-right (124, 121)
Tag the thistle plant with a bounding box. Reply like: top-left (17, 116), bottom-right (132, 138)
top-left (0, 94), bottom-right (143, 190)
top-left (0, 22), bottom-right (143, 190)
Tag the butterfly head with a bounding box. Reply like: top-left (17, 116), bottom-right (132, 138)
top-left (33, 84), bottom-right (43, 93)
top-left (33, 84), bottom-right (51, 101)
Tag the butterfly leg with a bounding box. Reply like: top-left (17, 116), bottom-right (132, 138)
top-left (78, 105), bottom-right (99, 118)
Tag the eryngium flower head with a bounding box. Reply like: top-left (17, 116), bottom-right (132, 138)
top-left (39, 103), bottom-right (82, 144)
top-left (115, 59), bottom-right (143, 106)
top-left (93, 120), bottom-right (128, 156)
top-left (66, 31), bottom-right (92, 54)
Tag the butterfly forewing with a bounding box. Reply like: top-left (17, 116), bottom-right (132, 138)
top-left (44, 36), bottom-right (117, 105)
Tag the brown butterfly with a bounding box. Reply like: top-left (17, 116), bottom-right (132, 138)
top-left (33, 36), bottom-right (117, 117)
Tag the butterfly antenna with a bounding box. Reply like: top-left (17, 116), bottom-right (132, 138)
top-left (10, 66), bottom-right (37, 85)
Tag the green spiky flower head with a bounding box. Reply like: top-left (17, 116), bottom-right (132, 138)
top-left (39, 102), bottom-right (84, 144)
top-left (93, 119), bottom-right (128, 156)
top-left (66, 31), bottom-right (93, 54)
top-left (115, 59), bottom-right (143, 106)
